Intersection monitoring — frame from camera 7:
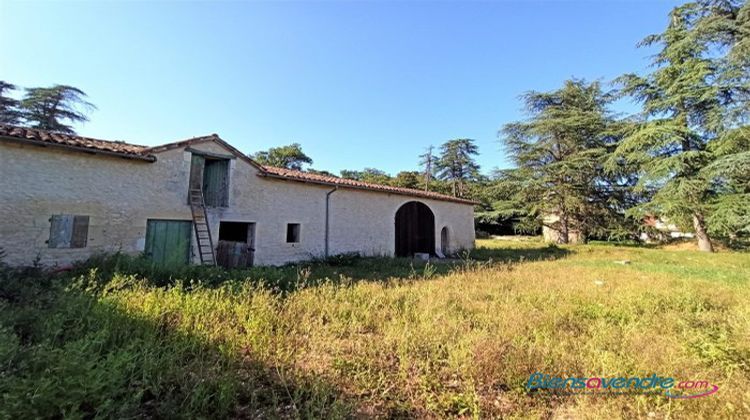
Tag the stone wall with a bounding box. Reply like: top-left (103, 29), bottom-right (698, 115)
top-left (0, 139), bottom-right (475, 267)
top-left (541, 213), bottom-right (584, 244)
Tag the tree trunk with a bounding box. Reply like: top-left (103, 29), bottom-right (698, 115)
top-left (578, 223), bottom-right (589, 244)
top-left (692, 213), bottom-right (714, 252)
top-left (558, 213), bottom-right (570, 244)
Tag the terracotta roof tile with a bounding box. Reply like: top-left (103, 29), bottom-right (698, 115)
top-left (0, 125), bottom-right (155, 161)
top-left (261, 166), bottom-right (478, 205)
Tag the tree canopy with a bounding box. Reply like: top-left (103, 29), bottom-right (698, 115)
top-left (435, 139), bottom-right (480, 197)
top-left (0, 81), bottom-right (22, 125)
top-left (20, 85), bottom-right (96, 134)
top-left (340, 168), bottom-right (392, 185)
top-left (610, 0), bottom-right (750, 251)
top-left (499, 79), bottom-right (638, 243)
top-left (251, 143), bottom-right (313, 170)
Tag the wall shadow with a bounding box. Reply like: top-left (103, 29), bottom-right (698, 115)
top-left (64, 243), bottom-right (573, 293)
top-left (466, 243), bottom-right (572, 263)
top-left (0, 269), bottom-right (360, 418)
top-left (0, 243), bottom-right (571, 417)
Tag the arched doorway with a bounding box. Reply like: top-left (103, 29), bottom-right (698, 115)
top-left (395, 201), bottom-right (435, 257)
top-left (441, 226), bottom-right (449, 256)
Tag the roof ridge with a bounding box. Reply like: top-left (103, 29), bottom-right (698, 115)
top-left (261, 165), bottom-right (478, 205)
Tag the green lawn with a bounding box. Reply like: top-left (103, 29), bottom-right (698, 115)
top-left (1, 239), bottom-right (748, 418)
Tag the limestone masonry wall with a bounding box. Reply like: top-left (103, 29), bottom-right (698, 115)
top-left (0, 139), bottom-right (475, 267)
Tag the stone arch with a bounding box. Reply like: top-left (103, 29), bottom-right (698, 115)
top-left (394, 201), bottom-right (435, 257)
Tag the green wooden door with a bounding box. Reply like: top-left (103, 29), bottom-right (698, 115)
top-left (203, 159), bottom-right (229, 207)
top-left (145, 220), bottom-right (192, 265)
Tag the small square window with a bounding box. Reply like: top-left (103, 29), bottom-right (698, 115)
top-left (286, 223), bottom-right (300, 243)
top-left (49, 215), bottom-right (89, 248)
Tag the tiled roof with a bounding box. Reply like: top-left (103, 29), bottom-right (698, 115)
top-left (261, 166), bottom-right (478, 205)
top-left (144, 134), bottom-right (265, 170)
top-left (0, 125), bottom-right (155, 161)
top-left (0, 125), bottom-right (477, 205)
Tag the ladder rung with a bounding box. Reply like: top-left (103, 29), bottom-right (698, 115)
top-left (189, 189), bottom-right (215, 267)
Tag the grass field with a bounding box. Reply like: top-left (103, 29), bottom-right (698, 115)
top-left (1, 239), bottom-right (748, 418)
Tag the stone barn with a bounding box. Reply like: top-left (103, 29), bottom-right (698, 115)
top-left (0, 125), bottom-right (476, 268)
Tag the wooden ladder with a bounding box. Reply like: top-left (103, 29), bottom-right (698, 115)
top-left (189, 188), bottom-right (217, 266)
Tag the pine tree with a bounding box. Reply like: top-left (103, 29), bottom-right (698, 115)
top-left (435, 139), bottom-right (480, 197)
top-left (20, 85), bottom-right (96, 134)
top-left (612, 1), bottom-right (748, 251)
top-left (418, 145), bottom-right (436, 191)
top-left (501, 80), bottom-right (634, 243)
top-left (1, 82), bottom-right (98, 132)
top-left (689, 0), bottom-right (750, 244)
top-left (692, 0), bottom-right (749, 115)
top-left (0, 81), bottom-right (22, 125)
top-left (474, 169), bottom-right (530, 234)
top-left (703, 126), bottom-right (750, 241)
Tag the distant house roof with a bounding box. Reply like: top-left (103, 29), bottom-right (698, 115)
top-left (0, 124), bottom-right (477, 205)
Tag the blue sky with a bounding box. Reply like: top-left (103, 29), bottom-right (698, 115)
top-left (1, 0), bottom-right (681, 174)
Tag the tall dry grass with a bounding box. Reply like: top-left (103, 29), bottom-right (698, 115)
top-left (1, 240), bottom-right (748, 418)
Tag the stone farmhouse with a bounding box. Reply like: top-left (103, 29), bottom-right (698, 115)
top-left (0, 125), bottom-right (476, 268)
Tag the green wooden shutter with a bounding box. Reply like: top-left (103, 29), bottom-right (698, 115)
top-left (203, 159), bottom-right (229, 207)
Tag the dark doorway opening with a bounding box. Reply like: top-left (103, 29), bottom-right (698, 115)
top-left (216, 221), bottom-right (255, 268)
top-left (395, 201), bottom-right (435, 257)
top-left (189, 154), bottom-right (230, 207)
top-left (219, 222), bottom-right (249, 242)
